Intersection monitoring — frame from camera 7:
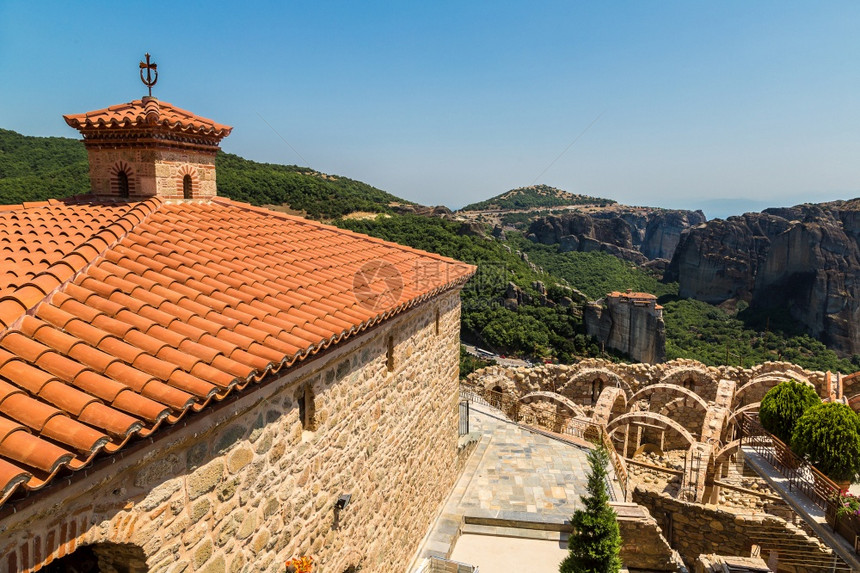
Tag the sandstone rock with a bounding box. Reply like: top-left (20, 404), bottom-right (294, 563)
top-left (528, 208), bottom-right (705, 262)
top-left (666, 200), bottom-right (860, 355)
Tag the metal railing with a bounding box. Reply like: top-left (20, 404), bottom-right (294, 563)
top-left (740, 412), bottom-right (860, 562)
top-left (740, 413), bottom-right (840, 512)
top-left (459, 382), bottom-right (629, 500)
top-left (458, 400), bottom-right (470, 436)
top-left (415, 556), bottom-right (479, 573)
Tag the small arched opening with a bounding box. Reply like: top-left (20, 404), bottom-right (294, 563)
top-left (182, 174), bottom-right (193, 199)
top-left (41, 542), bottom-right (147, 573)
top-left (116, 171), bottom-right (130, 198)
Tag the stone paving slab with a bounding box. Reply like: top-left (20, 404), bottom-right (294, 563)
top-left (409, 403), bottom-right (592, 570)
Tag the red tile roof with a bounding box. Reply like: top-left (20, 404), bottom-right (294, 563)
top-left (0, 197), bottom-right (474, 504)
top-left (63, 98), bottom-right (232, 138)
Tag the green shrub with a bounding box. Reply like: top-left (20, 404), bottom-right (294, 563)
top-left (560, 446), bottom-right (621, 573)
top-left (790, 402), bottom-right (860, 483)
top-left (759, 381), bottom-right (821, 443)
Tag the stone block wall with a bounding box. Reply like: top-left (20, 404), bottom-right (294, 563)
top-left (0, 291), bottom-right (464, 573)
top-left (632, 488), bottom-right (831, 569)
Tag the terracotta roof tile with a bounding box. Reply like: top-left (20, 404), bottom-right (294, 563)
top-left (0, 196), bottom-right (474, 504)
top-left (63, 98), bottom-right (232, 138)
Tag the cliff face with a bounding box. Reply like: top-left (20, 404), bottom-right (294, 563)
top-left (527, 208), bottom-right (705, 263)
top-left (666, 200), bottom-right (860, 356)
top-left (584, 292), bottom-right (666, 363)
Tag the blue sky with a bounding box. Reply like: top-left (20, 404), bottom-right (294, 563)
top-left (1, 1), bottom-right (858, 218)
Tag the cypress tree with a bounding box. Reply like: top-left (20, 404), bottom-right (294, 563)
top-left (560, 446), bottom-right (622, 573)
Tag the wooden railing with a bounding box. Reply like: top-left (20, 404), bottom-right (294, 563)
top-left (459, 382), bottom-right (629, 500)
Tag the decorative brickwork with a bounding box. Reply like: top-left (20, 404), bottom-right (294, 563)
top-left (64, 98), bottom-right (230, 201)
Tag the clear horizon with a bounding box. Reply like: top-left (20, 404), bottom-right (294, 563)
top-left (1, 1), bottom-right (857, 219)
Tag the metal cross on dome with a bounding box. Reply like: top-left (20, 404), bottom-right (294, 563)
top-left (139, 53), bottom-right (158, 97)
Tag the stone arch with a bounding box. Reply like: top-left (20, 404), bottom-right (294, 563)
top-left (630, 383), bottom-right (708, 412)
top-left (733, 375), bottom-right (816, 408)
top-left (714, 440), bottom-right (741, 465)
top-left (481, 373), bottom-right (516, 396)
top-left (606, 411), bottom-right (696, 457)
top-left (660, 398), bottom-right (707, 445)
top-left (519, 391), bottom-right (587, 419)
top-left (849, 394), bottom-right (860, 413)
top-left (40, 542), bottom-right (147, 573)
top-left (109, 161), bottom-right (135, 198)
top-left (592, 386), bottom-right (627, 426)
top-left (561, 367), bottom-right (631, 405)
top-left (724, 402), bottom-right (760, 442)
top-left (658, 366), bottom-right (715, 399)
top-left (699, 406), bottom-right (730, 447)
top-left (177, 164), bottom-right (199, 199)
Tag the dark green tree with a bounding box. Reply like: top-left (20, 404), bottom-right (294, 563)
top-left (560, 446), bottom-right (621, 573)
top-left (759, 380), bottom-right (821, 443)
top-left (791, 402), bottom-right (860, 483)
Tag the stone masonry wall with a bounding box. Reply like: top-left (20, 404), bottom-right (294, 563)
top-left (0, 290), bottom-right (464, 573)
top-left (86, 147), bottom-right (217, 199)
top-left (632, 488), bottom-right (832, 569)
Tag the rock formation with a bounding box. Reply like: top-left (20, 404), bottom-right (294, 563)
top-left (527, 208), bottom-right (706, 263)
top-left (584, 290), bottom-right (666, 363)
top-left (665, 200), bottom-right (860, 356)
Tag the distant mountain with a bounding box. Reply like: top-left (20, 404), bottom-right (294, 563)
top-left (0, 128), bottom-right (408, 220)
top-left (460, 184), bottom-right (615, 212)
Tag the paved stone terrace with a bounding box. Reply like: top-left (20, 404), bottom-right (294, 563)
top-left (411, 402), bottom-right (592, 566)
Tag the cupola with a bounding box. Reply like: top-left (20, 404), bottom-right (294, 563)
top-left (63, 53), bottom-right (232, 200)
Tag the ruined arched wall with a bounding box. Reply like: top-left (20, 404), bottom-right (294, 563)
top-left (0, 292), bottom-right (464, 573)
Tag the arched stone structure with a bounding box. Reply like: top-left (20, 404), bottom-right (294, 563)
top-left (592, 387), bottom-right (628, 426)
top-left (630, 383), bottom-right (708, 412)
top-left (519, 391), bottom-right (587, 419)
top-left (849, 394), bottom-right (860, 413)
top-left (657, 365), bottom-right (716, 399)
top-left (700, 406), bottom-right (730, 447)
top-left (607, 411), bottom-right (696, 458)
top-left (41, 542), bottom-right (147, 573)
top-left (481, 373), bottom-right (516, 397)
top-left (733, 376), bottom-right (816, 408)
top-left (560, 367), bottom-right (631, 405)
top-left (659, 398), bottom-right (707, 447)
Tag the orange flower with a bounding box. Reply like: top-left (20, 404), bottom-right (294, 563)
top-left (285, 556), bottom-right (313, 573)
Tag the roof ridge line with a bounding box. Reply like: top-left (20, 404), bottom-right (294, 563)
top-left (0, 198), bottom-right (163, 333)
top-left (210, 197), bottom-right (478, 270)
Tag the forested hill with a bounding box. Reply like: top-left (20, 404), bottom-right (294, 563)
top-left (460, 184), bottom-right (615, 211)
top-left (0, 128), bottom-right (90, 203)
top-left (0, 128), bottom-right (407, 219)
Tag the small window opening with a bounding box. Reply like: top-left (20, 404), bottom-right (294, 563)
top-left (435, 308), bottom-right (440, 336)
top-left (298, 384), bottom-right (315, 431)
top-left (117, 171), bottom-right (130, 198)
top-left (591, 379), bottom-right (603, 403)
top-left (386, 336), bottom-right (395, 372)
top-left (183, 174), bottom-right (193, 199)
top-left (682, 378), bottom-right (695, 391)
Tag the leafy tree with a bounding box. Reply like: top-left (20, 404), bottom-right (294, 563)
top-left (560, 447), bottom-right (621, 573)
top-left (791, 402), bottom-right (860, 483)
top-left (759, 381), bottom-right (821, 443)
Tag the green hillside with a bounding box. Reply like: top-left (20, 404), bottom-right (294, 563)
top-left (0, 128), bottom-right (90, 203)
top-left (0, 129), bottom-right (405, 219)
top-left (460, 184), bottom-right (615, 211)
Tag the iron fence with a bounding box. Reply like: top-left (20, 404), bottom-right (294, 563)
top-left (458, 400), bottom-right (470, 436)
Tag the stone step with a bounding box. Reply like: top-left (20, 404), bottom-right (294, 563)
top-left (460, 523), bottom-right (570, 543)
